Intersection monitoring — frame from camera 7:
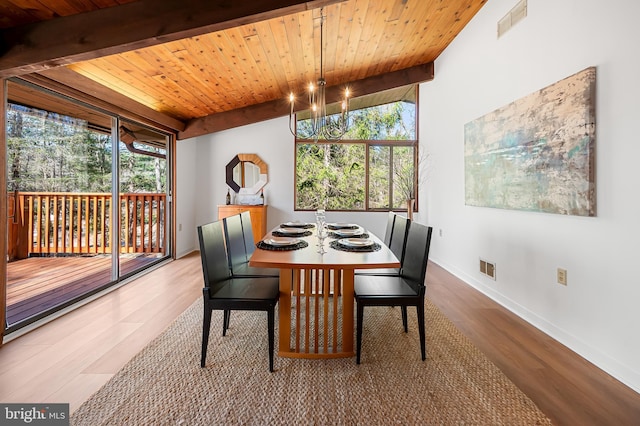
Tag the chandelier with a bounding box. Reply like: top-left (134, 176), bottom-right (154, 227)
top-left (288, 9), bottom-right (351, 141)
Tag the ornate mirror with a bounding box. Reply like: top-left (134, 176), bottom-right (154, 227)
top-left (225, 153), bottom-right (268, 194)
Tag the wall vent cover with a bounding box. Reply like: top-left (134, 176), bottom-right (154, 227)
top-left (498, 0), bottom-right (527, 38)
top-left (480, 258), bottom-right (496, 280)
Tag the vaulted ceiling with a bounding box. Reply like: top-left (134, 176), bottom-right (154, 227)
top-left (0, 0), bottom-right (487, 139)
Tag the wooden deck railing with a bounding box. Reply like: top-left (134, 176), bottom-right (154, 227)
top-left (7, 191), bottom-right (166, 260)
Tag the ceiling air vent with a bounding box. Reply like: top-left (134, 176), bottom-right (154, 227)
top-left (498, 0), bottom-right (527, 38)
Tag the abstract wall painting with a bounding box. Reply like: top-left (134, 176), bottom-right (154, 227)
top-left (464, 67), bottom-right (596, 216)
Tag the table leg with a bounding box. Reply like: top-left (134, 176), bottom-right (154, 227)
top-left (278, 268), bottom-right (292, 355)
top-left (342, 269), bottom-right (355, 354)
top-left (278, 267), bottom-right (355, 358)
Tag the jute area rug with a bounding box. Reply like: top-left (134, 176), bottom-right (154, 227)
top-left (72, 298), bottom-right (551, 425)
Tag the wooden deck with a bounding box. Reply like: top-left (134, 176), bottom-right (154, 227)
top-left (6, 254), bottom-right (161, 327)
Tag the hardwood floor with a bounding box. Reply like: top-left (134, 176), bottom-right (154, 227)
top-left (427, 262), bottom-right (640, 426)
top-left (1, 252), bottom-right (638, 424)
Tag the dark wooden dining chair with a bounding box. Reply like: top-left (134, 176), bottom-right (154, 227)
top-left (356, 213), bottom-right (410, 277)
top-left (388, 214), bottom-right (410, 263)
top-left (383, 211), bottom-right (396, 246)
top-left (223, 214), bottom-right (278, 278)
top-left (354, 221), bottom-right (433, 364)
top-left (198, 220), bottom-right (280, 372)
top-left (240, 211), bottom-right (256, 256)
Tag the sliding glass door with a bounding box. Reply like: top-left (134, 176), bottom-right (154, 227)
top-left (118, 120), bottom-right (169, 279)
top-left (4, 80), bottom-right (172, 333)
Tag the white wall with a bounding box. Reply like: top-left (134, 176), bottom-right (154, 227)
top-left (421, 0), bottom-right (640, 392)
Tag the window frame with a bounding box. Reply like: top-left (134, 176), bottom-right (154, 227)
top-left (294, 139), bottom-right (419, 212)
top-left (293, 85), bottom-right (419, 212)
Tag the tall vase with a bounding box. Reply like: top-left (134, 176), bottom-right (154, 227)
top-left (406, 199), bottom-right (414, 221)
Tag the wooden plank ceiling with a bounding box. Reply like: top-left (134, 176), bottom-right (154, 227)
top-left (0, 0), bottom-right (487, 139)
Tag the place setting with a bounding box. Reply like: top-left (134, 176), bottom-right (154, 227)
top-left (329, 237), bottom-right (381, 253)
top-left (272, 226), bottom-right (312, 237)
top-left (328, 225), bottom-right (370, 239)
top-left (326, 222), bottom-right (360, 230)
top-left (279, 221), bottom-right (315, 229)
top-left (256, 236), bottom-right (309, 251)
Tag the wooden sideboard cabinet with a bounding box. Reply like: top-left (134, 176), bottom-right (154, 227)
top-left (217, 205), bottom-right (267, 244)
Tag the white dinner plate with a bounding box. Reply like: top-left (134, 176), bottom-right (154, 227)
top-left (338, 238), bottom-right (374, 248)
top-left (334, 228), bottom-right (364, 237)
top-left (329, 222), bottom-right (358, 229)
top-left (266, 237), bottom-right (300, 246)
top-left (277, 227), bottom-right (307, 235)
top-left (283, 221), bottom-right (311, 227)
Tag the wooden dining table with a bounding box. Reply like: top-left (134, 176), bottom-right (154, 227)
top-left (249, 225), bottom-right (400, 359)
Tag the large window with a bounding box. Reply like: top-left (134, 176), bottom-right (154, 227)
top-left (295, 86), bottom-right (418, 211)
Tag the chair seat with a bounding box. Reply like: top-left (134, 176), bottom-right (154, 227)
top-left (231, 262), bottom-right (279, 278)
top-left (355, 267), bottom-right (400, 277)
top-left (354, 275), bottom-right (418, 298)
top-left (211, 277), bottom-right (279, 300)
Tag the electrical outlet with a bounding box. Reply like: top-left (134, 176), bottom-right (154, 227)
top-left (179, 223), bottom-right (182, 231)
top-left (439, 228), bottom-right (443, 237)
top-left (557, 268), bottom-right (567, 285)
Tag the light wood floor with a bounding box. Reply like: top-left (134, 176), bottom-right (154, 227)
top-left (1, 251), bottom-right (638, 424)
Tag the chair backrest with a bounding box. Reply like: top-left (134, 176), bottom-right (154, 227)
top-left (240, 211), bottom-right (256, 256)
top-left (389, 214), bottom-right (410, 264)
top-left (197, 221), bottom-right (231, 293)
top-left (223, 214), bottom-right (248, 266)
top-left (383, 211), bottom-right (396, 246)
top-left (400, 222), bottom-right (433, 292)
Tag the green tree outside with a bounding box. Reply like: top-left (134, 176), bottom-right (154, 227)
top-left (295, 100), bottom-right (416, 211)
top-left (6, 104), bottom-right (166, 194)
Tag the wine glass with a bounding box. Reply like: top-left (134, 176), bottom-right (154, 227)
top-left (317, 222), bottom-right (327, 254)
top-left (315, 209), bottom-right (325, 235)
top-left (315, 209), bottom-right (326, 253)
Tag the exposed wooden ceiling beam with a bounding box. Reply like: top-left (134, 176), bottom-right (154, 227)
top-left (0, 0), bottom-right (347, 78)
top-left (178, 62), bottom-right (435, 140)
top-left (21, 68), bottom-right (186, 133)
